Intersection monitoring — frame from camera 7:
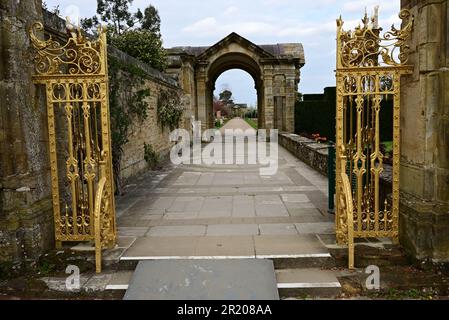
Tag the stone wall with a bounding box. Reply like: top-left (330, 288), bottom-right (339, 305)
top-left (279, 133), bottom-right (330, 176)
top-left (399, 0), bottom-right (449, 262)
top-left (0, 0), bottom-right (54, 263)
top-left (0, 2), bottom-right (186, 264)
top-left (108, 47), bottom-right (185, 182)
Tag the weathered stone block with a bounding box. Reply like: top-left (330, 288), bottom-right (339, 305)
top-left (400, 193), bottom-right (449, 262)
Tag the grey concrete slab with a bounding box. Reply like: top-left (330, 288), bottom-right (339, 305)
top-left (238, 187), bottom-right (284, 193)
top-left (117, 124), bottom-right (335, 264)
top-left (295, 222), bottom-right (335, 235)
top-left (283, 186), bottom-right (319, 192)
top-left (254, 235), bottom-right (329, 258)
top-left (124, 259), bottom-right (279, 300)
top-left (206, 224), bottom-right (259, 236)
top-left (194, 236), bottom-right (255, 258)
top-left (174, 172), bottom-right (202, 186)
top-left (259, 223), bottom-right (298, 235)
top-left (149, 197), bottom-right (176, 210)
top-left (147, 225), bottom-right (206, 237)
top-left (165, 212), bottom-right (199, 220)
top-left (281, 194), bottom-right (310, 203)
top-left (106, 271), bottom-right (133, 290)
top-left (117, 236), bottom-right (136, 249)
top-left (167, 196), bottom-right (204, 213)
top-left (118, 227), bottom-right (149, 237)
top-left (198, 196), bottom-right (233, 218)
top-left (232, 195), bottom-right (255, 217)
top-left (255, 205), bottom-right (289, 217)
top-left (197, 173), bottom-right (215, 185)
top-left (121, 236), bottom-right (199, 259)
top-left (285, 202), bottom-right (317, 210)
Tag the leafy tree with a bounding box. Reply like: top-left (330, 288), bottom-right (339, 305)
top-left (219, 90), bottom-right (234, 105)
top-left (135, 5), bottom-right (161, 35)
top-left (97, 0), bottom-right (134, 35)
top-left (81, 1), bottom-right (167, 71)
top-left (111, 30), bottom-right (166, 71)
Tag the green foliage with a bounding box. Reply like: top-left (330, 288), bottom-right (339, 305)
top-left (215, 119), bottom-right (223, 129)
top-left (111, 30), bottom-right (167, 71)
top-left (129, 89), bottom-right (151, 120)
top-left (219, 90), bottom-right (234, 105)
top-left (382, 141), bottom-right (393, 154)
top-left (245, 118), bottom-right (258, 129)
top-left (81, 1), bottom-right (167, 71)
top-left (370, 288), bottom-right (435, 300)
top-left (0, 262), bottom-right (14, 280)
top-left (37, 260), bottom-right (56, 276)
top-left (295, 87), bottom-right (336, 141)
top-left (245, 108), bottom-right (258, 119)
top-left (295, 87), bottom-right (394, 143)
top-left (135, 5), bottom-right (161, 34)
top-left (82, 0), bottom-right (134, 36)
top-left (144, 143), bottom-right (160, 169)
top-left (157, 89), bottom-right (183, 130)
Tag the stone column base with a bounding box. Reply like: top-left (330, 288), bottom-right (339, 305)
top-left (400, 193), bottom-right (449, 263)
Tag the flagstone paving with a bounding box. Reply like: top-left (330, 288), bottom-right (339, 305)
top-left (117, 119), bottom-right (334, 259)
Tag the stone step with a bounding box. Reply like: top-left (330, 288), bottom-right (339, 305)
top-left (105, 271), bottom-right (133, 291)
top-left (120, 234), bottom-right (330, 260)
top-left (105, 268), bottom-right (342, 299)
top-left (118, 234), bottom-right (334, 270)
top-left (276, 268), bottom-right (342, 298)
top-left (122, 260), bottom-right (280, 300)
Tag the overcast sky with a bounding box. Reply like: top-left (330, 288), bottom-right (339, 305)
top-left (45, 0), bottom-right (401, 105)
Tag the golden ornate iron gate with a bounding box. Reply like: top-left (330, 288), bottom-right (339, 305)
top-left (29, 22), bottom-right (116, 273)
top-left (335, 9), bottom-right (414, 269)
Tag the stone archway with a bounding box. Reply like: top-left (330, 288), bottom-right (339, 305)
top-left (206, 52), bottom-right (263, 130)
top-left (166, 33), bottom-right (305, 132)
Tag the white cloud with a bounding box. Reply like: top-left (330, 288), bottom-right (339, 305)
top-left (182, 18), bottom-right (277, 37)
top-left (223, 6), bottom-right (239, 17)
top-left (277, 21), bottom-right (336, 37)
top-left (182, 17), bottom-right (218, 33)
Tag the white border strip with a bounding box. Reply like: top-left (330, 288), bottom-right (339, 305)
top-left (120, 255), bottom-right (256, 261)
top-left (256, 253), bottom-right (331, 259)
top-left (106, 284), bottom-right (129, 290)
top-left (120, 253), bottom-right (331, 261)
top-left (277, 282), bottom-right (341, 289)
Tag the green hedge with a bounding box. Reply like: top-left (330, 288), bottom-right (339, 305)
top-left (295, 87), bottom-right (393, 142)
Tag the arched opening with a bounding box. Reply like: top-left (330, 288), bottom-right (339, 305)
top-left (213, 69), bottom-right (258, 128)
top-left (205, 53), bottom-right (264, 130)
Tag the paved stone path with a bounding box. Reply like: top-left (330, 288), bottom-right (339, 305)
top-left (116, 118), bottom-right (334, 259)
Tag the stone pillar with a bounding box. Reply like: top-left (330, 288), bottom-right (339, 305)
top-left (180, 59), bottom-right (196, 131)
top-left (399, 0), bottom-right (449, 262)
top-left (205, 82), bottom-right (215, 130)
top-left (263, 66), bottom-right (274, 129)
top-left (0, 0), bottom-right (54, 263)
top-left (285, 69), bottom-right (298, 133)
top-left (195, 67), bottom-right (208, 132)
top-left (257, 81), bottom-right (265, 129)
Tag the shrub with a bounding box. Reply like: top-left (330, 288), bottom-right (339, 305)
top-left (157, 89), bottom-right (183, 130)
top-left (111, 30), bottom-right (167, 71)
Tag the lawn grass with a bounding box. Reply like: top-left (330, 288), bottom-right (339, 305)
top-left (245, 118), bottom-right (258, 129)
